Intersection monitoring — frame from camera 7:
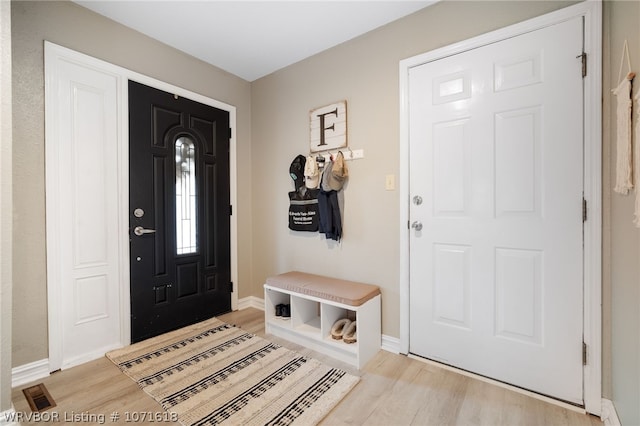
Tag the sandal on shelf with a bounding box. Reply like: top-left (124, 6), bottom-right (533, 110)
top-left (330, 318), bottom-right (352, 340)
top-left (343, 321), bottom-right (357, 344)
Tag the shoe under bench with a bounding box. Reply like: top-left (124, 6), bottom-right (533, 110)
top-left (263, 271), bottom-right (382, 369)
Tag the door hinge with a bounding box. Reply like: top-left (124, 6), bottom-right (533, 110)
top-left (229, 205), bottom-right (233, 216)
top-left (577, 52), bottom-right (587, 78)
top-left (228, 127), bottom-right (232, 139)
top-left (229, 281), bottom-right (234, 293)
top-left (582, 198), bottom-right (587, 222)
top-left (583, 342), bottom-right (588, 365)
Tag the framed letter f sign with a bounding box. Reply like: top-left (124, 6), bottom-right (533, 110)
top-left (310, 100), bottom-right (347, 152)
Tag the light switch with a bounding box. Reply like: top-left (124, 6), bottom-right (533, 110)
top-left (385, 174), bottom-right (395, 191)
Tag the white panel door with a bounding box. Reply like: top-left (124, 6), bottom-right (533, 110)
top-left (409, 17), bottom-right (584, 403)
top-left (48, 57), bottom-right (123, 369)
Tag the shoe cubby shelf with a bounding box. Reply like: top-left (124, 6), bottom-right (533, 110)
top-left (264, 284), bottom-right (381, 369)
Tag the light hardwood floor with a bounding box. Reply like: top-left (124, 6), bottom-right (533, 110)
top-left (11, 308), bottom-right (602, 425)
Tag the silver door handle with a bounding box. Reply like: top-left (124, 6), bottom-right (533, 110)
top-left (134, 226), bottom-right (156, 236)
top-left (411, 221), bottom-right (423, 231)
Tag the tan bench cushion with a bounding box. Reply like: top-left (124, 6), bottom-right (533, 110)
top-left (265, 271), bottom-right (381, 307)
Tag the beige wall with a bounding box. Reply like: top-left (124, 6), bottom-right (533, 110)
top-left (1, 0), bottom-right (13, 414)
top-left (605, 2), bottom-right (640, 424)
top-left (10, 0), bottom-right (253, 367)
top-left (250, 0), bottom-right (580, 342)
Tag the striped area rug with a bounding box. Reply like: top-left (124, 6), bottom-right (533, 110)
top-left (106, 317), bottom-right (359, 425)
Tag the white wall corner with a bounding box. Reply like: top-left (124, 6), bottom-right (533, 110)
top-left (11, 359), bottom-right (50, 388)
top-left (0, 405), bottom-right (17, 425)
top-left (238, 296), bottom-right (265, 311)
top-left (381, 334), bottom-right (401, 354)
top-left (601, 399), bottom-right (621, 426)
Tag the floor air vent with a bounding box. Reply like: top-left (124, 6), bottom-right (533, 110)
top-left (22, 383), bottom-right (56, 412)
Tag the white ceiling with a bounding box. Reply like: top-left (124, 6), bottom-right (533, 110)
top-left (73, 1), bottom-right (436, 82)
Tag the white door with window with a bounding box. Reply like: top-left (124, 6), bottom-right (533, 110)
top-left (408, 17), bottom-right (584, 403)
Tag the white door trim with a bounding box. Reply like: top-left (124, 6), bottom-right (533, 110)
top-left (45, 41), bottom-right (239, 370)
top-left (398, 1), bottom-right (602, 414)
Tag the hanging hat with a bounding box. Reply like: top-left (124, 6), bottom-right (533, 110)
top-left (321, 161), bottom-right (333, 192)
top-left (304, 156), bottom-right (320, 189)
top-left (328, 151), bottom-right (349, 191)
top-left (289, 155), bottom-right (306, 189)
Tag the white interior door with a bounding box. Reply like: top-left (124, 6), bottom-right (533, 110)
top-left (46, 50), bottom-right (124, 370)
top-left (408, 17), bottom-right (584, 404)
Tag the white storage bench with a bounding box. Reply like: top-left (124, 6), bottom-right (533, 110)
top-left (263, 271), bottom-right (381, 369)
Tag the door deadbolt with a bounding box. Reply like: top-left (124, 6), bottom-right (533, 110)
top-left (413, 195), bottom-right (423, 205)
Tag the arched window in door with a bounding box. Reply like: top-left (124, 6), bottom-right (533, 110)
top-left (175, 136), bottom-right (197, 254)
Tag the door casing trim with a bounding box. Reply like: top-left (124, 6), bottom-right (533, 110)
top-left (45, 41), bottom-right (239, 370)
top-left (398, 1), bottom-right (602, 414)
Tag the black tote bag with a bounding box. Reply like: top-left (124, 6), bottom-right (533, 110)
top-left (288, 188), bottom-right (319, 232)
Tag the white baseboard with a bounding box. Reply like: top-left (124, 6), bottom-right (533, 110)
top-left (381, 334), bottom-right (401, 354)
top-left (238, 296), bottom-right (264, 311)
top-left (11, 358), bottom-right (50, 388)
top-left (601, 399), bottom-right (621, 426)
top-left (0, 405), bottom-right (17, 425)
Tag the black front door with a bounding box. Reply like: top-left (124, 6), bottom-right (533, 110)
top-left (129, 80), bottom-right (231, 343)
